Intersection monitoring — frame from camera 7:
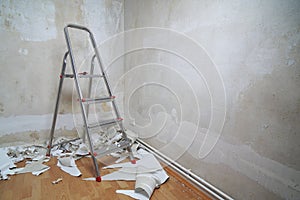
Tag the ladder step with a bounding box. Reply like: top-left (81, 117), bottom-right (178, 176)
top-left (82, 96), bottom-right (115, 104)
top-left (88, 118), bottom-right (123, 128)
top-left (62, 72), bottom-right (103, 78)
top-left (78, 71), bottom-right (103, 78)
top-left (62, 74), bottom-right (74, 78)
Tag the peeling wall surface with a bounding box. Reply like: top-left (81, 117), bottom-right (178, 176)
top-left (0, 0), bottom-right (124, 143)
top-left (0, 0), bottom-right (299, 199)
top-left (123, 0), bottom-right (300, 199)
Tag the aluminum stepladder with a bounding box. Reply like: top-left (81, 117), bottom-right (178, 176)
top-left (46, 24), bottom-right (136, 182)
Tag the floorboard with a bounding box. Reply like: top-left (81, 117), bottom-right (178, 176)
top-left (0, 156), bottom-right (212, 200)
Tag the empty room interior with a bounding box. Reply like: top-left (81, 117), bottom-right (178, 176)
top-left (0, 1), bottom-right (299, 200)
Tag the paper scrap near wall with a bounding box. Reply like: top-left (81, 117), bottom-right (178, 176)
top-left (103, 149), bottom-right (169, 199)
top-left (135, 174), bottom-right (157, 198)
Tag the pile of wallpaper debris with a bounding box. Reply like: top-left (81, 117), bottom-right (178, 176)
top-left (0, 137), bottom-right (91, 181)
top-left (84, 146), bottom-right (169, 200)
top-left (0, 145), bottom-right (50, 180)
top-left (0, 137), bottom-right (169, 200)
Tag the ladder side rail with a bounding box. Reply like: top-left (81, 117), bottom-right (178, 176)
top-left (83, 54), bottom-right (96, 142)
top-left (65, 25), bottom-right (124, 127)
top-left (86, 27), bottom-right (134, 159)
top-left (86, 54), bottom-right (96, 118)
top-left (46, 51), bottom-right (69, 156)
top-left (65, 24), bottom-right (134, 162)
top-left (64, 26), bottom-right (100, 179)
top-left (88, 31), bottom-right (128, 133)
top-left (89, 32), bottom-right (134, 160)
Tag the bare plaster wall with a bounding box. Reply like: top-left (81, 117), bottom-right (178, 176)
top-left (0, 1), bottom-right (299, 199)
top-left (0, 0), bottom-right (125, 145)
top-left (123, 0), bottom-right (300, 199)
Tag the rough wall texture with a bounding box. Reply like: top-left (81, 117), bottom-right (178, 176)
top-left (0, 1), bottom-right (299, 199)
top-left (0, 0), bottom-right (124, 144)
top-left (123, 0), bottom-right (300, 199)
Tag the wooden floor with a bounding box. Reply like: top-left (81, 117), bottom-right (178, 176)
top-left (0, 156), bottom-right (211, 200)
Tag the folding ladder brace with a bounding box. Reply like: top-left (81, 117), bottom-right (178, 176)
top-left (46, 24), bottom-right (135, 182)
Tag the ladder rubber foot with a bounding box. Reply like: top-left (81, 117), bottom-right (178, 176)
top-left (88, 152), bottom-right (97, 156)
top-left (96, 176), bottom-right (101, 182)
top-left (131, 159), bottom-right (136, 164)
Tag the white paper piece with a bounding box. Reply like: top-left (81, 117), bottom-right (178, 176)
top-left (6, 146), bottom-right (25, 163)
top-left (57, 157), bottom-right (81, 177)
top-left (104, 154), bottom-right (162, 173)
top-left (75, 143), bottom-right (89, 156)
top-left (0, 161), bottom-right (14, 180)
top-left (110, 151), bottom-right (130, 163)
top-left (58, 157), bottom-right (76, 167)
top-left (32, 166), bottom-right (50, 176)
top-left (51, 149), bottom-right (63, 157)
top-left (109, 143), bottom-right (142, 163)
top-left (42, 157), bottom-right (50, 163)
top-left (151, 169), bottom-right (169, 185)
top-left (32, 155), bottom-right (45, 161)
top-left (82, 177), bottom-right (96, 181)
top-left (103, 149), bottom-right (169, 199)
top-left (0, 149), bottom-right (15, 178)
top-left (1, 145), bottom-right (51, 179)
top-left (101, 167), bottom-right (168, 185)
top-left (50, 137), bottom-right (82, 154)
top-left (115, 155), bottom-right (128, 163)
top-left (102, 170), bottom-right (136, 181)
top-left (0, 172), bottom-right (9, 180)
top-left (102, 162), bottom-right (133, 169)
top-left (70, 139), bottom-right (82, 146)
top-left (106, 133), bottom-right (122, 145)
top-left (132, 143), bottom-right (143, 159)
top-left (5, 167), bottom-right (23, 175)
top-left (17, 161), bottom-right (50, 176)
top-left (115, 171), bottom-right (168, 199)
top-left (137, 148), bottom-right (150, 155)
top-left (116, 190), bottom-right (149, 200)
top-left (110, 152), bottom-right (121, 158)
top-left (135, 174), bottom-right (158, 198)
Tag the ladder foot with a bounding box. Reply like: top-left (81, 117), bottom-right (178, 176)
top-left (131, 159), bottom-right (136, 164)
top-left (89, 152), bottom-right (97, 156)
top-left (96, 176), bottom-right (101, 182)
